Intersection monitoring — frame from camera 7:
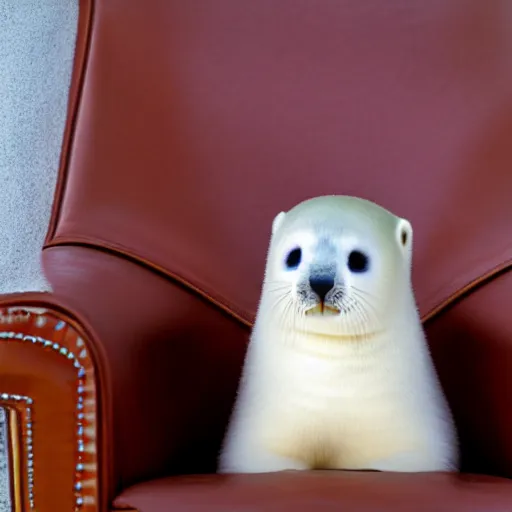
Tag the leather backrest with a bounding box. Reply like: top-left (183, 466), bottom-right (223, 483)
top-left (46, 0), bottom-right (511, 326)
top-left (44, 0), bottom-right (512, 485)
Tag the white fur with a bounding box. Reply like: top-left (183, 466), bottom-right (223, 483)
top-left (219, 195), bottom-right (458, 474)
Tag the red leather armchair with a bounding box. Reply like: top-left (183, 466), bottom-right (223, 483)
top-left (0, 1), bottom-right (511, 511)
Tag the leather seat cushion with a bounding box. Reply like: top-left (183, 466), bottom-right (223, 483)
top-left (113, 471), bottom-right (512, 511)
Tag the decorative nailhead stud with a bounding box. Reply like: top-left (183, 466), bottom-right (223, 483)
top-left (1, 322), bottom-right (90, 511)
top-left (35, 316), bottom-right (46, 328)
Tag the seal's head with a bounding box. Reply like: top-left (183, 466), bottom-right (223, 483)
top-left (262, 195), bottom-right (414, 338)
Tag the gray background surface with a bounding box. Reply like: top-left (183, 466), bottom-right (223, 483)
top-left (0, 1), bottom-right (78, 510)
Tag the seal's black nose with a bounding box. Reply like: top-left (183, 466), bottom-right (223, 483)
top-left (309, 276), bottom-right (335, 302)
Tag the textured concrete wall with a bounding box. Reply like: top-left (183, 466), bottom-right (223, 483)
top-left (0, 0), bottom-right (78, 294)
top-left (0, 1), bottom-right (78, 509)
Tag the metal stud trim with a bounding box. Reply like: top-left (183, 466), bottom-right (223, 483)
top-left (0, 329), bottom-right (87, 510)
top-left (0, 394), bottom-right (34, 508)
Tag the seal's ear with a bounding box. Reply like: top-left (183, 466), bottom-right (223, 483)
top-left (396, 218), bottom-right (413, 254)
top-left (271, 211), bottom-right (286, 236)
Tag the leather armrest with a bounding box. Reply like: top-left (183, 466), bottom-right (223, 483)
top-left (427, 268), bottom-right (512, 478)
top-left (43, 246), bottom-right (248, 506)
top-left (0, 292), bottom-right (108, 512)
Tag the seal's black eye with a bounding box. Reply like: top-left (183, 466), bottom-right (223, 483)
top-left (348, 250), bottom-right (369, 273)
top-left (285, 248), bottom-right (302, 270)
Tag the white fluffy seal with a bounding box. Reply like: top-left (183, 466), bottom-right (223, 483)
top-left (219, 195), bottom-right (458, 474)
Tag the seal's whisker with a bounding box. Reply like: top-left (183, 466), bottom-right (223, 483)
top-left (354, 301), bottom-right (372, 340)
top-left (356, 299), bottom-right (376, 337)
top-left (266, 282), bottom-right (292, 294)
top-left (290, 298), bottom-right (303, 349)
top-left (349, 289), bottom-right (375, 311)
top-left (341, 295), bottom-right (371, 338)
top-left (350, 299), bottom-right (374, 332)
top-left (346, 299), bottom-right (365, 338)
top-left (350, 290), bottom-right (378, 320)
top-left (354, 296), bottom-right (383, 335)
top-left (351, 286), bottom-right (378, 300)
top-left (269, 291), bottom-right (292, 311)
top-left (351, 289), bottom-right (378, 312)
top-left (284, 295), bottom-right (297, 337)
